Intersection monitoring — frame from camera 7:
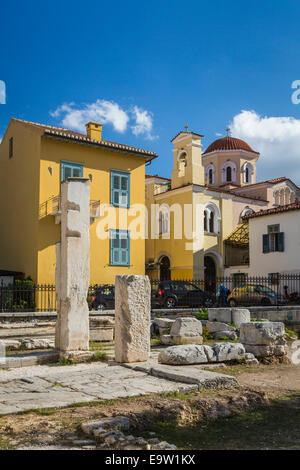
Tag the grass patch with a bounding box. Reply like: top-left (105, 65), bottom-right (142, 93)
top-left (139, 392), bottom-right (300, 450)
top-left (0, 438), bottom-right (15, 450)
top-left (151, 335), bottom-right (162, 347)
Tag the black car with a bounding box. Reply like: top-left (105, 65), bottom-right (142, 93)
top-left (90, 285), bottom-right (115, 310)
top-left (151, 280), bottom-right (215, 309)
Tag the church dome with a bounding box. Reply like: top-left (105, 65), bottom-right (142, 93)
top-left (203, 136), bottom-right (257, 155)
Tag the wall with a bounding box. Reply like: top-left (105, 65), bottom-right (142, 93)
top-left (248, 211), bottom-right (300, 276)
top-left (0, 121), bottom-right (41, 281)
top-left (38, 137), bottom-right (147, 284)
top-left (146, 185), bottom-right (194, 280)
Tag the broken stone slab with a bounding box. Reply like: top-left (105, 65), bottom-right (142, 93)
top-left (244, 353), bottom-right (259, 365)
top-left (154, 318), bottom-right (175, 329)
top-left (115, 275), bottom-right (151, 363)
top-left (158, 345), bottom-right (210, 365)
top-left (231, 308), bottom-right (250, 328)
top-left (240, 322), bottom-right (286, 346)
top-left (21, 338), bottom-right (55, 349)
top-left (244, 344), bottom-right (287, 357)
top-left (214, 331), bottom-right (238, 341)
top-left (81, 416), bottom-right (130, 436)
top-left (206, 321), bottom-right (236, 333)
top-left (1, 339), bottom-right (21, 350)
top-left (150, 364), bottom-right (238, 389)
top-left (208, 308), bottom-right (232, 324)
top-left (172, 335), bottom-right (203, 345)
top-left (160, 335), bottom-right (174, 345)
top-left (170, 317), bottom-right (202, 337)
top-left (212, 342), bottom-right (246, 362)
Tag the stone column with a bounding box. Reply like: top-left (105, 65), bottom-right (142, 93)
top-left (115, 275), bottom-right (151, 363)
top-left (55, 177), bottom-right (90, 358)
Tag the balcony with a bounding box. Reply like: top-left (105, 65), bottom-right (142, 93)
top-left (39, 195), bottom-right (100, 223)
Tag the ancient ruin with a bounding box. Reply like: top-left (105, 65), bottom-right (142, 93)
top-left (115, 275), bottom-right (151, 363)
top-left (55, 177), bottom-right (91, 358)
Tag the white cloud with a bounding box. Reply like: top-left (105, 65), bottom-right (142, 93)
top-left (230, 110), bottom-right (300, 184)
top-left (50, 100), bottom-right (129, 134)
top-left (131, 106), bottom-right (157, 140)
top-left (50, 100), bottom-right (157, 140)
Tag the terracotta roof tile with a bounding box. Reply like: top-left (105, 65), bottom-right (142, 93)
top-left (203, 136), bottom-right (258, 155)
top-left (12, 118), bottom-right (157, 160)
top-left (242, 202), bottom-right (300, 220)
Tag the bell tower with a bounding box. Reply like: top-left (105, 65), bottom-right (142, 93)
top-left (171, 127), bottom-right (205, 189)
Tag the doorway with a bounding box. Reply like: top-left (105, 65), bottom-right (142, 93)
top-left (159, 256), bottom-right (171, 281)
top-left (204, 255), bottom-right (216, 292)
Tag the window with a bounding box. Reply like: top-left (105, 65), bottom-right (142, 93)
top-left (111, 170), bottom-right (130, 208)
top-left (221, 161), bottom-right (236, 183)
top-left (9, 137), bottom-right (13, 158)
top-left (209, 211), bottom-right (214, 233)
top-left (203, 203), bottom-right (221, 234)
top-left (110, 229), bottom-right (130, 266)
top-left (61, 161), bottom-right (83, 181)
top-left (205, 164), bottom-right (215, 185)
top-left (204, 211), bottom-right (208, 231)
top-left (159, 209), bottom-right (169, 235)
top-left (263, 225), bottom-right (284, 253)
top-left (226, 166), bottom-right (232, 182)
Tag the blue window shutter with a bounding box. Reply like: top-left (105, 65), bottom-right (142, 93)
top-left (263, 234), bottom-right (270, 253)
top-left (278, 232), bottom-right (285, 252)
top-left (110, 170), bottom-right (130, 208)
top-left (61, 161), bottom-right (83, 181)
top-left (110, 229), bottom-right (130, 265)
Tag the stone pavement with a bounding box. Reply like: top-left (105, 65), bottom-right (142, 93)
top-left (0, 360), bottom-right (238, 415)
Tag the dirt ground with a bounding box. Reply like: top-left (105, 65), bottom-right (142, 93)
top-left (0, 362), bottom-right (299, 450)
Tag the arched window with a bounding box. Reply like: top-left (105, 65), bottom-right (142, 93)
top-left (158, 205), bottom-right (170, 235)
top-left (209, 211), bottom-right (214, 233)
top-left (245, 167), bottom-right (249, 183)
top-left (239, 206), bottom-right (255, 223)
top-left (203, 203), bottom-right (221, 234)
top-left (221, 161), bottom-right (236, 183)
top-left (178, 152), bottom-right (187, 177)
top-left (204, 210), bottom-right (208, 231)
top-left (242, 162), bottom-right (254, 184)
top-left (226, 166), bottom-right (232, 182)
top-left (205, 163), bottom-right (215, 185)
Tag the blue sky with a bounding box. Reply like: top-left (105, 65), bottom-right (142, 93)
top-left (1, 0), bottom-right (300, 182)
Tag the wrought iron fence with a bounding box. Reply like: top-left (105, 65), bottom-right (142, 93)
top-left (1, 275), bottom-right (300, 312)
top-left (0, 283), bottom-right (56, 312)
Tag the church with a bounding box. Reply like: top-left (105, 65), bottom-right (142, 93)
top-left (145, 128), bottom-right (300, 287)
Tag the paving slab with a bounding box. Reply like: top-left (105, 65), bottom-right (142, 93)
top-left (0, 362), bottom-right (198, 415)
top-left (124, 361), bottom-right (238, 390)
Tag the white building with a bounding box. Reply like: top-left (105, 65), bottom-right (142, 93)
top-left (225, 202), bottom-right (300, 280)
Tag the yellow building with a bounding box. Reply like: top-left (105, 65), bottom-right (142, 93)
top-left (0, 118), bottom-right (157, 284)
top-left (145, 128), bottom-right (300, 287)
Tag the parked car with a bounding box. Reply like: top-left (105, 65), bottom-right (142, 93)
top-left (89, 285), bottom-right (115, 310)
top-left (227, 284), bottom-right (287, 307)
top-left (151, 280), bottom-right (215, 309)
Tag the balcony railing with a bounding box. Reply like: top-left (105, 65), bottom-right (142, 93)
top-left (39, 195), bottom-right (100, 221)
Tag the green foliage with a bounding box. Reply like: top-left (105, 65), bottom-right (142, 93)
top-left (202, 326), bottom-right (214, 341)
top-left (194, 309), bottom-right (208, 321)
